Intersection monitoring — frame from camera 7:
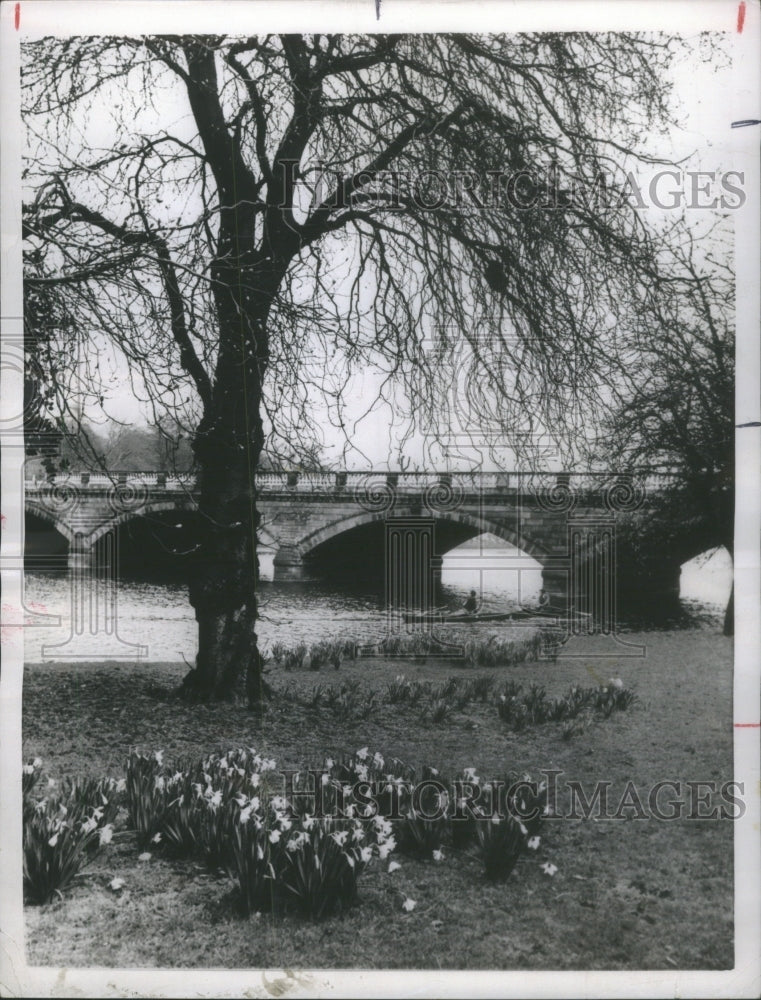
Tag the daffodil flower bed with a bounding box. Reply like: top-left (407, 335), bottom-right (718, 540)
top-left (496, 679), bottom-right (636, 730)
top-left (23, 745), bottom-right (556, 919)
top-left (22, 759), bottom-right (121, 904)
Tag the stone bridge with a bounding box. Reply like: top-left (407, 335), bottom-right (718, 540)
top-left (25, 469), bottom-right (687, 616)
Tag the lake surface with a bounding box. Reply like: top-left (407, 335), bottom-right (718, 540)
top-left (18, 541), bottom-right (731, 664)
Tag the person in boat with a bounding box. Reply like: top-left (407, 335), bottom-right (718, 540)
top-left (463, 590), bottom-right (479, 614)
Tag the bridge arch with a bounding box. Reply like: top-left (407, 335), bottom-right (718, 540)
top-left (294, 508), bottom-right (550, 564)
top-left (25, 502), bottom-right (78, 548)
top-left (87, 499), bottom-right (199, 545)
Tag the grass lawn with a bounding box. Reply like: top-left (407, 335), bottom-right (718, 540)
top-left (22, 625), bottom-right (733, 970)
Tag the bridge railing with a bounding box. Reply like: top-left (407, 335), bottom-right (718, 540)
top-left (24, 469), bottom-right (683, 495)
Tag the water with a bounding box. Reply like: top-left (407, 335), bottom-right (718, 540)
top-left (17, 540), bottom-right (731, 663)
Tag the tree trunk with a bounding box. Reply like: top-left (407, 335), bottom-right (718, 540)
top-left (180, 257), bottom-right (276, 704)
top-left (181, 461), bottom-right (268, 703)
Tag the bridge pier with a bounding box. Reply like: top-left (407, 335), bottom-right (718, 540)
top-left (67, 533), bottom-right (94, 572)
top-left (272, 545), bottom-right (309, 582)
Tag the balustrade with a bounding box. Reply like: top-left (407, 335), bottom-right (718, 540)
top-left (24, 469), bottom-right (681, 496)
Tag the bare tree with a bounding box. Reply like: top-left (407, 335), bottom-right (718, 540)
top-left (597, 226), bottom-right (734, 632)
top-left (21, 33), bottom-right (710, 700)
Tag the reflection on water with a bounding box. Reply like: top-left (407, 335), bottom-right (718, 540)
top-left (20, 541), bottom-right (731, 663)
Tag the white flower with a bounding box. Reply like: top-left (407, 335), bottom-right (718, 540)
top-left (402, 897), bottom-right (416, 912)
top-left (388, 860), bottom-right (401, 873)
top-left (302, 814), bottom-right (315, 831)
top-left (209, 790), bottom-right (223, 808)
top-left (115, 778), bottom-right (127, 794)
top-left (462, 767), bottom-right (479, 783)
top-left (271, 795), bottom-right (286, 811)
top-left (269, 829), bottom-right (281, 844)
top-left (360, 846), bottom-right (373, 863)
top-left (373, 752), bottom-right (385, 769)
top-left (518, 822), bottom-right (528, 837)
top-left (99, 824), bottom-right (114, 845)
top-left (154, 751), bottom-right (164, 765)
top-left (138, 852), bottom-right (152, 861)
top-left (151, 832), bottom-right (162, 844)
top-left (609, 677), bottom-right (624, 689)
top-left (543, 804), bottom-right (554, 816)
top-left (154, 776), bottom-right (165, 792)
top-left (286, 838), bottom-right (301, 852)
top-left (321, 773), bottom-right (330, 786)
top-left (491, 815), bottom-right (501, 825)
top-left (356, 747), bottom-right (369, 760)
top-left (325, 757), bottom-right (335, 770)
top-left (527, 836), bottom-right (541, 851)
top-left (540, 862), bottom-right (558, 876)
top-left (378, 836), bottom-right (397, 860)
top-left (48, 833), bottom-right (59, 847)
top-left (33, 758), bottom-right (42, 769)
top-left (235, 794), bottom-right (248, 807)
top-left (22, 764), bottom-right (34, 775)
top-left (355, 764), bottom-right (369, 782)
top-left (47, 778), bottom-right (57, 788)
top-left (373, 816), bottom-right (393, 837)
top-left (250, 772), bottom-right (261, 788)
top-left (109, 877), bottom-right (125, 891)
top-left (432, 849), bottom-right (444, 862)
top-left (345, 853), bottom-right (355, 868)
top-left (331, 830), bottom-right (348, 847)
top-left (239, 806), bottom-right (252, 824)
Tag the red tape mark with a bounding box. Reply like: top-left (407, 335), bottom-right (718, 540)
top-left (14, 3), bottom-right (19, 29)
top-left (737, 1), bottom-right (746, 32)
top-left (734, 722), bottom-right (760, 728)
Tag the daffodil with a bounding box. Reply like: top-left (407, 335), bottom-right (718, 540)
top-left (527, 836), bottom-right (541, 850)
top-left (402, 897), bottom-right (416, 912)
top-left (432, 849), bottom-right (444, 862)
top-left (540, 861), bottom-right (558, 876)
top-left (388, 860), bottom-right (401, 873)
